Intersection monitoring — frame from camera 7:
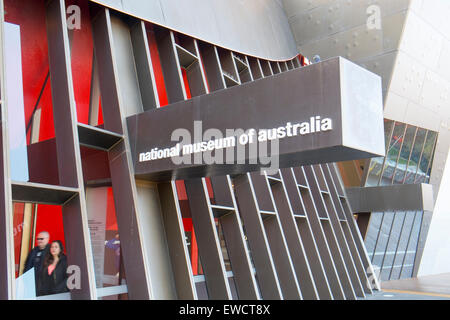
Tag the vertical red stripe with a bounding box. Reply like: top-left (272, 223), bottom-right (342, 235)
top-left (181, 68), bottom-right (191, 99)
top-left (106, 187), bottom-right (118, 231)
top-left (191, 226), bottom-right (199, 275)
top-left (146, 25), bottom-right (169, 107)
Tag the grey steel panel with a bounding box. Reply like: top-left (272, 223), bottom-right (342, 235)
top-left (214, 176), bottom-right (260, 299)
top-left (46, 1), bottom-right (82, 188)
top-left (270, 61), bottom-right (280, 74)
top-left (91, 9), bottom-right (124, 134)
top-left (197, 43), bottom-right (225, 92)
top-left (89, 0), bottom-right (298, 61)
top-left (154, 28), bottom-right (186, 104)
top-left (107, 141), bottom-right (151, 299)
top-left (77, 123), bottom-right (123, 151)
top-left (128, 58), bottom-right (385, 181)
top-left (247, 57), bottom-right (263, 80)
top-left (398, 211), bottom-right (419, 278)
top-left (109, 14), bottom-right (144, 117)
top-left (61, 195), bottom-right (94, 299)
top-left (307, 165), bottom-right (355, 299)
top-left (346, 183), bottom-right (435, 213)
top-left (386, 211), bottom-right (408, 280)
top-left (262, 215), bottom-right (301, 299)
top-left (11, 182), bottom-right (78, 205)
top-left (233, 174), bottom-right (282, 299)
top-left (316, 164), bottom-right (365, 298)
top-left (46, 0), bottom-right (97, 299)
top-left (210, 176), bottom-right (233, 207)
top-left (280, 168), bottom-right (333, 299)
top-left (339, 58), bottom-right (384, 156)
top-left (133, 180), bottom-right (177, 299)
top-left (299, 166), bottom-right (345, 299)
top-left (130, 21), bottom-right (159, 111)
top-left (250, 172), bottom-right (301, 299)
top-left (184, 178), bottom-right (231, 300)
top-left (219, 208), bottom-right (259, 299)
top-left (295, 216), bottom-right (335, 300)
top-left (260, 60), bottom-right (272, 77)
top-left (185, 58), bottom-right (206, 97)
top-left (322, 163), bottom-right (371, 295)
top-left (269, 171), bottom-right (318, 299)
top-left (413, 210), bottom-right (433, 277)
top-left (92, 8), bottom-right (154, 299)
top-left (158, 181), bottom-right (197, 299)
top-left (319, 219), bottom-right (356, 299)
top-left (329, 164), bottom-right (380, 291)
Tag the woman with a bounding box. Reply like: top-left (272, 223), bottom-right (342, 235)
top-left (39, 240), bottom-right (69, 296)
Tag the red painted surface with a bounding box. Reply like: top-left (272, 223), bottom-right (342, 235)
top-left (5, 0), bottom-right (55, 143)
top-left (98, 98), bottom-right (104, 126)
top-left (146, 25), bottom-right (169, 107)
top-left (182, 68), bottom-right (192, 99)
top-left (13, 203), bottom-right (25, 277)
top-left (34, 205), bottom-right (66, 253)
top-left (7, 0), bottom-right (220, 278)
top-left (67, 0), bottom-right (94, 125)
top-left (106, 187), bottom-right (119, 231)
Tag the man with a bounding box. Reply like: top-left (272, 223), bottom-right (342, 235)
top-left (24, 231), bottom-right (50, 295)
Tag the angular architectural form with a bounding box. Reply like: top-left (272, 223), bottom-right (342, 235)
top-left (1, 0), bottom-right (446, 301)
top-left (283, 0), bottom-right (450, 281)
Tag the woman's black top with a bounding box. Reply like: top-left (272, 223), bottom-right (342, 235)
top-left (38, 255), bottom-right (69, 296)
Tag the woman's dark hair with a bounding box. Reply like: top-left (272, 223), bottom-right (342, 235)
top-left (43, 240), bottom-right (65, 268)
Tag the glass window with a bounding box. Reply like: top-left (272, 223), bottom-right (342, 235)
top-left (392, 126), bottom-right (416, 184)
top-left (86, 186), bottom-right (128, 300)
top-left (416, 131), bottom-right (438, 183)
top-left (371, 212), bottom-right (395, 268)
top-left (81, 146), bottom-right (128, 300)
top-left (380, 122), bottom-right (406, 186)
top-left (403, 128), bottom-right (425, 184)
top-left (5, 0), bottom-right (59, 184)
top-left (13, 202), bottom-right (67, 298)
top-left (390, 212), bottom-right (416, 280)
top-left (400, 211), bottom-right (423, 278)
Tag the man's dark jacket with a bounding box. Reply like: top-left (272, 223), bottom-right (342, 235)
top-left (23, 244), bottom-right (50, 295)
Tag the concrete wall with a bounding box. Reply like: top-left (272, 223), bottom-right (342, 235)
top-left (418, 151), bottom-right (450, 276)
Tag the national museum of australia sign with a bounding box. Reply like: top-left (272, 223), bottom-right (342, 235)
top-left (127, 57), bottom-right (385, 181)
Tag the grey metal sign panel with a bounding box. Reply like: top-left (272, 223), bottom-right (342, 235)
top-left (127, 57), bottom-right (384, 181)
